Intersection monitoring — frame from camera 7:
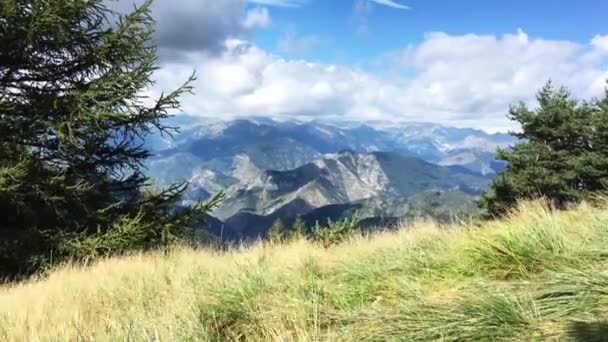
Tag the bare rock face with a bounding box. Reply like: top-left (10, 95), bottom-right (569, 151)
top-left (313, 151), bottom-right (390, 201)
top-left (144, 118), bottom-right (510, 236)
top-left (211, 150), bottom-right (489, 222)
top-left (231, 153), bottom-right (262, 182)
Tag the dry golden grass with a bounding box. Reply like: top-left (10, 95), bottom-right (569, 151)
top-left (2, 200), bottom-right (608, 341)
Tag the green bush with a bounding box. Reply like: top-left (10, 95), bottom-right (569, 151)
top-left (312, 214), bottom-right (361, 248)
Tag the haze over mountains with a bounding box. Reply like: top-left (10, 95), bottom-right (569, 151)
top-left (145, 117), bottom-right (516, 239)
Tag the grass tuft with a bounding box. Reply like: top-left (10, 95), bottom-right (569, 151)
top-left (2, 200), bottom-right (608, 341)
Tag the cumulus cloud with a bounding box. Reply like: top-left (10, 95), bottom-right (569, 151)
top-left (151, 30), bottom-right (608, 132)
top-left (154, 0), bottom-right (245, 53)
top-left (391, 30), bottom-right (594, 117)
top-left (110, 0), bottom-right (271, 55)
top-left (243, 7), bottom-right (271, 30)
top-left (591, 34), bottom-right (608, 53)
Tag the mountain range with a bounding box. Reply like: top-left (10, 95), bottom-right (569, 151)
top-left (145, 117), bottom-right (516, 239)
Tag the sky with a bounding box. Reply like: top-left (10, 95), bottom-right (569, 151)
top-left (115, 0), bottom-right (608, 132)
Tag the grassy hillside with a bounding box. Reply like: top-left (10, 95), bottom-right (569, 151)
top-left (2, 201), bottom-right (608, 341)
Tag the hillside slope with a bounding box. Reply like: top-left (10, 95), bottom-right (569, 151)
top-left (2, 201), bottom-right (608, 341)
top-left (213, 151), bottom-right (489, 227)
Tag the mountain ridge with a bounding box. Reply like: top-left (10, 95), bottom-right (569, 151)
top-left (147, 117), bottom-right (514, 183)
top-left (201, 150), bottom-right (491, 239)
top-left (144, 118), bottom-right (512, 239)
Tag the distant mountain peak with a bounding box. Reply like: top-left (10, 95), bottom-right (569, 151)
top-left (144, 118), bottom-right (513, 237)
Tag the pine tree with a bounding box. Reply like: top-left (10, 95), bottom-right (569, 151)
top-left (268, 219), bottom-right (285, 244)
top-left (0, 0), bottom-right (220, 277)
top-left (480, 81), bottom-right (608, 216)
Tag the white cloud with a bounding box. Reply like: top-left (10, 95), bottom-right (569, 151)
top-left (110, 0), bottom-right (271, 54)
top-left (243, 7), bottom-right (270, 30)
top-left (591, 34), bottom-right (608, 53)
top-left (369, 0), bottom-right (410, 10)
top-left (151, 30), bottom-right (608, 133)
top-left (408, 29), bottom-right (606, 114)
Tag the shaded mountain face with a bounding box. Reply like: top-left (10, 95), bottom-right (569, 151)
top-left (145, 118), bottom-right (513, 239)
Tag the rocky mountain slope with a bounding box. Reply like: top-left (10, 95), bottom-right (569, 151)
top-left (195, 151), bottom-right (490, 239)
top-left (144, 117), bottom-right (512, 238)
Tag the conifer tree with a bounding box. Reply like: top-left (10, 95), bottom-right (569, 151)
top-left (480, 81), bottom-right (608, 216)
top-left (0, 0), bottom-right (220, 277)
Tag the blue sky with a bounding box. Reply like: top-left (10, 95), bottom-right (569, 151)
top-left (251, 0), bottom-right (608, 64)
top-left (133, 0), bottom-right (608, 132)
